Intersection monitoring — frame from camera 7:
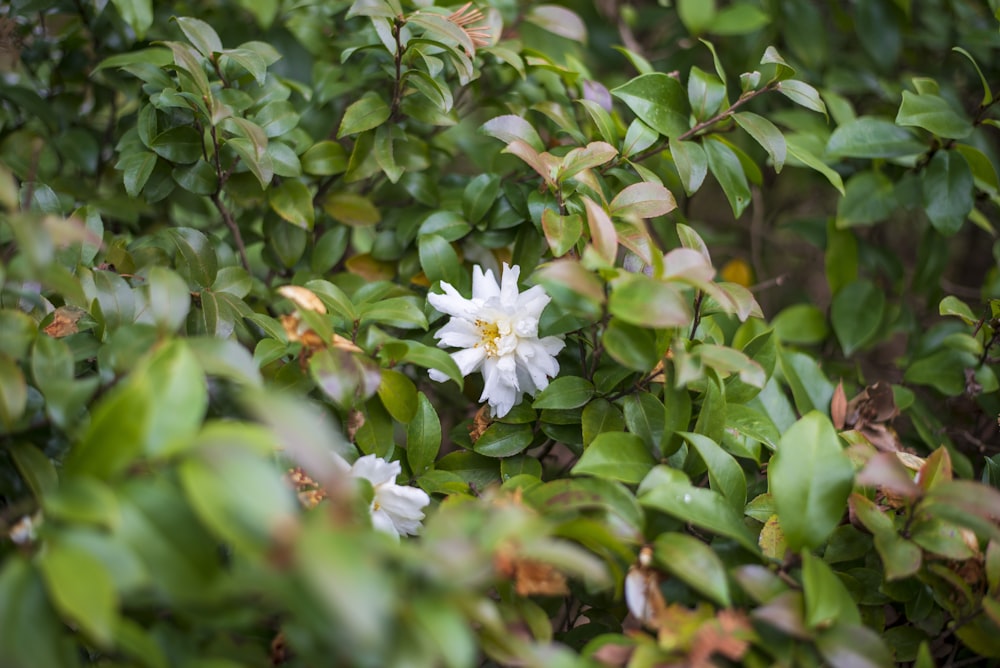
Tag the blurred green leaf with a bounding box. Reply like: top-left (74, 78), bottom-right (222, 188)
top-left (38, 542), bottom-right (119, 647)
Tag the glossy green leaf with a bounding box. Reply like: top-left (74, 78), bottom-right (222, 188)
top-left (612, 73), bottom-right (691, 138)
top-left (602, 317), bottom-right (660, 371)
top-left (377, 368), bottom-right (418, 423)
top-left (670, 139), bottom-right (708, 195)
top-left (407, 392), bottom-right (441, 475)
top-left (704, 136), bottom-right (751, 217)
top-left (337, 94), bottom-right (391, 138)
top-left (680, 431), bottom-right (746, 511)
top-left (149, 126), bottom-right (203, 164)
top-left (639, 479), bottom-right (758, 553)
top-left (653, 532), bottom-right (731, 606)
top-left (734, 111), bottom-right (786, 172)
top-left (473, 422), bottom-right (534, 457)
top-left (269, 179), bottom-right (315, 230)
top-left (609, 273), bottom-right (692, 329)
top-left (541, 209), bottom-right (583, 257)
top-left (573, 432), bottom-right (654, 484)
top-left (826, 117), bottom-right (924, 158)
top-left (802, 551), bottom-right (860, 628)
top-left (896, 90), bottom-right (973, 139)
top-left (532, 376), bottom-right (595, 410)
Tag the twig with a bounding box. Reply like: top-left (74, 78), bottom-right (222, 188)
top-left (211, 192), bottom-right (250, 272)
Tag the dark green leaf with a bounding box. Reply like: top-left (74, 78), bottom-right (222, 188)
top-left (269, 179), bottom-right (315, 230)
top-left (704, 136), bottom-right (751, 217)
top-left (612, 73), bottom-right (691, 138)
top-left (826, 117), bottom-right (924, 158)
top-left (474, 422), bottom-right (534, 457)
top-left (407, 392), bottom-right (441, 474)
top-left (830, 279), bottom-right (885, 356)
top-left (639, 479), bottom-right (758, 553)
top-left (923, 150), bottom-right (973, 236)
top-left (532, 376), bottom-right (595, 410)
top-left (337, 94), bottom-right (391, 138)
top-left (150, 126), bottom-right (203, 164)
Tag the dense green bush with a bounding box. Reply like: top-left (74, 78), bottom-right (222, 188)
top-left (3, 0), bottom-right (1000, 665)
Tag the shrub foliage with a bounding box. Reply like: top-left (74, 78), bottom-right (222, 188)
top-left (3, 0), bottom-right (1000, 665)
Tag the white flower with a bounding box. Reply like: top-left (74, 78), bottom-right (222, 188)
top-left (336, 454), bottom-right (430, 539)
top-left (428, 263), bottom-right (565, 418)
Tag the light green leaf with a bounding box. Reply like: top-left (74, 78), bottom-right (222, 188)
top-left (573, 432), bottom-right (654, 484)
top-left (734, 111), bottom-right (786, 172)
top-left (653, 532), bottom-right (731, 606)
top-left (896, 90), bottom-right (973, 139)
top-left (337, 94), bottom-right (391, 138)
top-left (770, 411), bottom-right (854, 551)
top-left (38, 542), bottom-right (119, 647)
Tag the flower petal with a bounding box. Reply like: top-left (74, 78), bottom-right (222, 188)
top-left (451, 347), bottom-right (487, 376)
top-left (428, 282), bottom-right (477, 319)
top-left (350, 454), bottom-right (400, 487)
top-left (498, 263), bottom-right (521, 308)
top-left (472, 265), bottom-right (501, 301)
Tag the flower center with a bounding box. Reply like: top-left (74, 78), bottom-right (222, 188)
top-left (476, 318), bottom-right (515, 358)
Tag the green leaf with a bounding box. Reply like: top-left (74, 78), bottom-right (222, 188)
top-left (117, 151), bottom-right (158, 197)
top-left (407, 392), bottom-right (441, 474)
top-left (149, 126), bottom-right (203, 164)
top-left (772, 303), bottom-right (828, 345)
top-left (687, 66), bottom-right (726, 120)
top-left (9, 442), bottom-right (57, 499)
top-left (802, 551), bottom-right (860, 628)
top-left (923, 150), bottom-right (973, 236)
top-left (174, 17), bottom-right (222, 58)
top-left (653, 532), bottom-right (731, 606)
top-left (38, 542), bottom-right (119, 647)
top-left (710, 2), bottom-right (770, 35)
top-left (734, 111), bottom-right (786, 172)
top-left (826, 117), bottom-right (924, 159)
top-left (830, 279), bottom-right (886, 356)
top-left (525, 4), bottom-right (587, 42)
top-left (323, 192), bottom-right (381, 227)
top-left (269, 179), bottom-right (315, 230)
top-left (639, 478), bottom-right (758, 553)
top-left (377, 368), bottom-right (418, 423)
top-left (171, 159), bottom-right (217, 195)
top-left (573, 432), bottom-right (654, 484)
top-left (542, 209), bottom-right (583, 257)
top-left (302, 140), bottom-right (348, 176)
top-left (677, 0), bottom-right (716, 35)
top-left (680, 432), bottom-right (747, 511)
top-left (609, 181), bottom-right (678, 218)
top-left (474, 422), bottom-right (534, 457)
top-left (462, 173), bottom-right (501, 224)
top-left (0, 355), bottom-right (27, 431)
top-left (670, 139), bottom-right (708, 195)
top-left (777, 348), bottom-right (835, 419)
top-left (359, 297), bottom-right (428, 330)
top-left (610, 273), bottom-right (692, 329)
top-left (481, 115), bottom-right (545, 152)
top-left (623, 392), bottom-right (665, 454)
top-left (110, 0), bottom-right (153, 39)
top-left (43, 477), bottom-right (120, 528)
top-left (816, 623), bottom-right (894, 668)
top-left (179, 448), bottom-right (298, 554)
top-left (776, 79), bottom-right (827, 116)
top-left (704, 136), bottom-right (751, 217)
top-left (837, 170), bottom-right (897, 227)
top-left (602, 317), bottom-right (660, 371)
top-left (785, 135), bottom-right (845, 194)
top-left (896, 90), bottom-right (973, 139)
top-left (337, 94), bottom-right (391, 138)
top-left (952, 46), bottom-right (992, 106)
top-left (419, 234), bottom-right (464, 287)
top-left (166, 227), bottom-right (218, 288)
top-left (581, 398), bottom-right (625, 446)
top-left (939, 295), bottom-right (977, 324)
top-left (532, 376), bottom-right (595, 410)
top-left (770, 411), bottom-right (854, 551)
top-left (612, 73), bottom-right (691, 138)
top-left (142, 339), bottom-right (209, 456)
top-left (725, 404), bottom-right (780, 450)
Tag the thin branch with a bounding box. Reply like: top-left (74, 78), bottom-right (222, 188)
top-left (211, 192), bottom-right (250, 272)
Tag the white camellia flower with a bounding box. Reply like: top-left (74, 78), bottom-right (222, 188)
top-left (335, 453), bottom-right (430, 539)
top-left (427, 263), bottom-right (565, 418)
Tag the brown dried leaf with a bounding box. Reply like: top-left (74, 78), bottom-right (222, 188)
top-left (345, 409), bottom-right (365, 443)
top-left (331, 333), bottom-right (363, 353)
top-left (513, 559), bottom-right (569, 596)
top-left (278, 285), bottom-right (327, 314)
top-left (43, 306), bottom-right (85, 338)
top-left (831, 380), bottom-right (847, 430)
top-left (688, 609), bottom-right (752, 667)
top-left (469, 404), bottom-right (491, 442)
